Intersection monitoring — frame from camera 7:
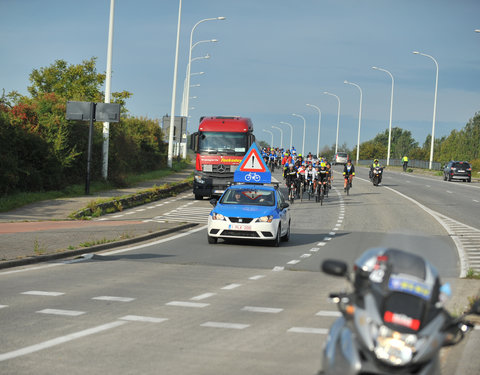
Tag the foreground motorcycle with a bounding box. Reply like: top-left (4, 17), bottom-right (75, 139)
top-left (320, 248), bottom-right (479, 375)
top-left (371, 166), bottom-right (383, 186)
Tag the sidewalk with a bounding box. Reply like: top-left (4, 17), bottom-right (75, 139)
top-left (0, 165), bottom-right (196, 268)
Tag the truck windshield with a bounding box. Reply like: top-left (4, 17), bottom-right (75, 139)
top-left (198, 132), bottom-right (248, 155)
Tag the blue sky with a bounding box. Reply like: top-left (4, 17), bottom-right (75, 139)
top-left (1, 0), bottom-right (480, 154)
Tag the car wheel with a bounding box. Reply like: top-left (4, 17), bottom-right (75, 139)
top-left (195, 194), bottom-right (203, 200)
top-left (281, 221), bottom-right (290, 242)
top-left (207, 235), bottom-right (217, 244)
top-left (271, 225), bottom-right (281, 247)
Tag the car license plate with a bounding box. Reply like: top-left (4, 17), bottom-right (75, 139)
top-left (214, 190), bottom-right (225, 194)
top-left (230, 224), bottom-right (252, 230)
top-left (458, 170), bottom-right (464, 172)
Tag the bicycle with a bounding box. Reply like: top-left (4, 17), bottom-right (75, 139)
top-left (268, 159), bottom-right (275, 172)
top-left (288, 182), bottom-right (296, 204)
top-left (299, 180), bottom-right (305, 202)
top-left (345, 175), bottom-right (353, 196)
top-left (306, 179), bottom-right (314, 200)
top-left (316, 181), bottom-right (326, 205)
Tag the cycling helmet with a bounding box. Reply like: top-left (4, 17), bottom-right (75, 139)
top-left (374, 159), bottom-right (379, 162)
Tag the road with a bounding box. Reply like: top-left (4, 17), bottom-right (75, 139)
top-left (0, 167), bottom-right (478, 374)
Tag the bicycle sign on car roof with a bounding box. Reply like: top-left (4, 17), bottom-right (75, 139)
top-left (234, 143), bottom-right (271, 184)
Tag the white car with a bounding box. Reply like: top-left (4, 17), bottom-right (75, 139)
top-left (207, 184), bottom-right (291, 247)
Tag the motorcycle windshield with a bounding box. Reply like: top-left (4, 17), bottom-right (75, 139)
top-left (382, 292), bottom-right (425, 332)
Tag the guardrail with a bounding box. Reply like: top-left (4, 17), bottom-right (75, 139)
top-left (357, 159), bottom-right (442, 170)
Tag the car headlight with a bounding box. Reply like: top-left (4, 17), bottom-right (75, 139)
top-left (372, 324), bottom-right (417, 366)
top-left (194, 175), bottom-right (205, 184)
top-left (211, 212), bottom-right (226, 221)
top-left (255, 215), bottom-right (273, 223)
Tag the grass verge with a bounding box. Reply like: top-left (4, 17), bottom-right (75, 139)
top-left (0, 160), bottom-right (191, 213)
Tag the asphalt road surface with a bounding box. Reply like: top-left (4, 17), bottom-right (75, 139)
top-left (0, 167), bottom-right (477, 374)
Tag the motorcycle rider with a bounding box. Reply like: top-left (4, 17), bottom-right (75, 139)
top-left (343, 160), bottom-right (355, 191)
top-left (369, 158), bottom-right (381, 180)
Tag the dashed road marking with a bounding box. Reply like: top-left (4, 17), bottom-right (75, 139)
top-left (287, 327), bottom-right (328, 334)
top-left (242, 306), bottom-right (283, 314)
top-left (119, 315), bottom-right (168, 323)
top-left (201, 322), bottom-right (250, 330)
top-left (316, 310), bottom-right (341, 317)
top-left (22, 291), bottom-right (64, 297)
top-left (222, 283), bottom-right (242, 290)
top-left (249, 275), bottom-right (266, 280)
top-left (287, 260), bottom-right (300, 265)
top-left (37, 309), bottom-right (85, 316)
top-left (191, 293), bottom-right (216, 301)
top-left (166, 301), bottom-right (209, 308)
top-left (92, 296), bottom-right (135, 302)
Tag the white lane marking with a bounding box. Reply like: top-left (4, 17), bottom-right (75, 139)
top-left (324, 237), bottom-right (332, 241)
top-left (136, 209), bottom-right (146, 212)
top-left (242, 306), bottom-right (283, 314)
top-left (0, 305), bottom-right (8, 309)
top-left (317, 242), bottom-right (326, 246)
top-left (287, 260), bottom-right (300, 265)
top-left (446, 190), bottom-right (453, 194)
top-left (92, 296), bottom-right (135, 302)
top-left (287, 327), bottom-right (328, 334)
top-left (191, 293), bottom-right (216, 301)
top-left (22, 291), bottom-right (64, 297)
top-left (329, 232), bottom-right (336, 236)
top-left (333, 228), bottom-right (339, 231)
top-left (201, 322), bottom-right (249, 330)
top-left (0, 263), bottom-right (62, 276)
top-left (426, 185), bottom-right (431, 188)
top-left (119, 315), bottom-right (168, 323)
top-left (316, 310), bottom-right (342, 317)
top-left (310, 248), bottom-right (320, 252)
top-left (112, 215), bottom-right (124, 218)
top-left (221, 283), bottom-right (242, 290)
top-left (37, 309), bottom-right (85, 316)
top-left (474, 200), bottom-right (479, 203)
top-left (272, 266), bottom-right (284, 271)
top-left (166, 301), bottom-right (209, 308)
top-left (300, 254), bottom-right (311, 258)
top-left (97, 218), bottom-right (108, 221)
top-left (249, 275), bottom-right (266, 280)
top-left (0, 321), bottom-right (127, 362)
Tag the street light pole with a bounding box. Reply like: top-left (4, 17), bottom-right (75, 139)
top-left (292, 113), bottom-right (306, 156)
top-left (271, 126), bottom-right (283, 149)
top-left (413, 51), bottom-right (439, 170)
top-left (323, 92), bottom-right (341, 155)
top-left (181, 54), bottom-right (210, 116)
top-left (167, 0), bottom-right (182, 168)
top-left (306, 104), bottom-right (322, 157)
top-left (262, 129), bottom-right (274, 148)
top-left (344, 81), bottom-right (363, 164)
top-left (279, 121), bottom-right (293, 150)
top-left (372, 66), bottom-right (394, 166)
top-left (102, 0), bottom-right (115, 179)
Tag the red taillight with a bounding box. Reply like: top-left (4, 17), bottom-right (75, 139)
top-left (467, 168), bottom-right (472, 171)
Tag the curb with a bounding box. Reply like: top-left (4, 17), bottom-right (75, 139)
top-left (0, 222), bottom-right (198, 270)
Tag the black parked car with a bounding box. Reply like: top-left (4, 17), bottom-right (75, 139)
top-left (443, 161), bottom-right (472, 182)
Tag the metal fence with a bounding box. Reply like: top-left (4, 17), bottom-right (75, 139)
top-left (357, 159), bottom-right (442, 171)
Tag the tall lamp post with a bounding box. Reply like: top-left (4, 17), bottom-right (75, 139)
top-left (181, 54), bottom-right (210, 115)
top-left (271, 126), bottom-right (283, 149)
top-left (344, 80), bottom-right (363, 164)
top-left (167, 0), bottom-right (182, 168)
top-left (279, 121), bottom-right (293, 150)
top-left (292, 113), bottom-right (306, 156)
top-left (413, 51), bottom-right (439, 170)
top-left (306, 104), bottom-right (322, 157)
top-left (372, 66), bottom-right (394, 166)
top-left (102, 0), bottom-right (115, 179)
top-left (323, 92), bottom-right (341, 155)
top-left (184, 17), bottom-right (225, 148)
top-left (263, 129), bottom-right (274, 148)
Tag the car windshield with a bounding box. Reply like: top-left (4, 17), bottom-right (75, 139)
top-left (198, 132), bottom-right (248, 155)
top-left (337, 153), bottom-right (348, 158)
top-left (220, 189), bottom-right (275, 206)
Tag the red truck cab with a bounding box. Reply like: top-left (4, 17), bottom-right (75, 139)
top-left (190, 116), bottom-right (255, 199)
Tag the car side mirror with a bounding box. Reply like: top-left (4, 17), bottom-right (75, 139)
top-left (280, 202), bottom-right (289, 210)
top-left (210, 198), bottom-right (217, 207)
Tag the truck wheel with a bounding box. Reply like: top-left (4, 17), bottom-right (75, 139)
top-left (195, 194), bottom-right (203, 200)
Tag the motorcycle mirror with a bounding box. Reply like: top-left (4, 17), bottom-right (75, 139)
top-left (321, 260), bottom-right (348, 278)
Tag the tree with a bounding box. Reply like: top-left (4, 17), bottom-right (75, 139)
top-left (257, 140), bottom-right (269, 149)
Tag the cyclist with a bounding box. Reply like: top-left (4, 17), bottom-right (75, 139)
top-left (316, 164), bottom-right (330, 196)
top-left (369, 158), bottom-right (381, 180)
top-left (297, 163), bottom-right (306, 196)
top-left (284, 164), bottom-right (298, 197)
top-left (304, 163), bottom-right (317, 196)
top-left (268, 150), bottom-right (276, 171)
top-left (343, 160), bottom-right (355, 192)
top-left (325, 161), bottom-right (333, 190)
top-left (402, 155), bottom-right (409, 171)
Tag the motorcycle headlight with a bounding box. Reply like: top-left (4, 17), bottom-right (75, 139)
top-left (256, 215), bottom-right (273, 223)
top-left (211, 212), bottom-right (226, 221)
top-left (372, 324), bottom-right (417, 366)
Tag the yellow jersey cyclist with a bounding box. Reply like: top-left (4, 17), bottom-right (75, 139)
top-left (343, 160), bottom-right (355, 191)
